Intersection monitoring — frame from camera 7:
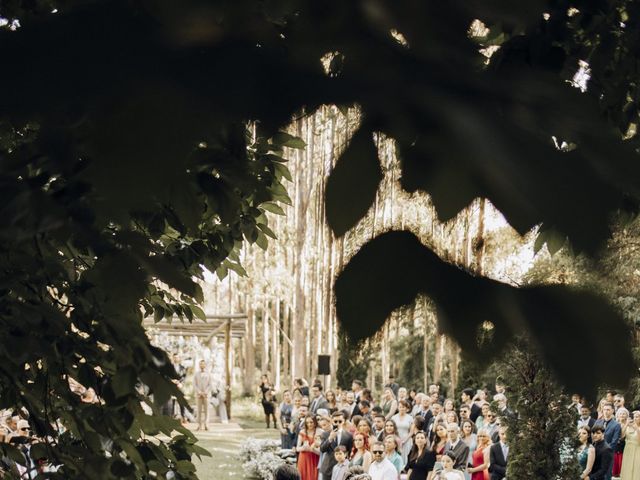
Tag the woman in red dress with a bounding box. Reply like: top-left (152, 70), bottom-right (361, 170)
top-left (296, 416), bottom-right (320, 480)
top-left (467, 428), bottom-right (491, 480)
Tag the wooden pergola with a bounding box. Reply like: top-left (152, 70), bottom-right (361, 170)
top-left (142, 314), bottom-right (247, 419)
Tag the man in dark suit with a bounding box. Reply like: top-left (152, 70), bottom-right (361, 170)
top-left (593, 403), bottom-right (620, 480)
top-left (461, 388), bottom-right (482, 423)
top-left (310, 384), bottom-right (330, 415)
top-left (372, 414), bottom-right (386, 442)
top-left (488, 426), bottom-right (508, 480)
top-left (589, 425), bottom-right (613, 480)
top-left (445, 423), bottom-right (470, 471)
top-left (320, 411), bottom-right (353, 480)
top-left (578, 404), bottom-right (596, 429)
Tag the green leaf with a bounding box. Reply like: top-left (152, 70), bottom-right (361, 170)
top-left (271, 132), bottom-right (306, 149)
top-left (257, 222), bottom-right (277, 239)
top-left (189, 304), bottom-right (206, 321)
top-left (255, 232), bottom-right (269, 250)
top-left (260, 202), bottom-right (286, 215)
top-left (274, 162), bottom-right (292, 182)
top-left (112, 367), bottom-right (137, 398)
top-left (325, 124), bottom-right (382, 236)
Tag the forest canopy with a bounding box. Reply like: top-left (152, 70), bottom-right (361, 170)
top-left (1, 0), bottom-right (639, 478)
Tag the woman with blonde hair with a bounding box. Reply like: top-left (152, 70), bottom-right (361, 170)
top-left (467, 428), bottom-right (491, 480)
top-left (620, 410), bottom-right (640, 479)
top-left (381, 388), bottom-right (398, 421)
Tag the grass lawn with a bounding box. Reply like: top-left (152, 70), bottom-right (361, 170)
top-left (191, 398), bottom-right (279, 479)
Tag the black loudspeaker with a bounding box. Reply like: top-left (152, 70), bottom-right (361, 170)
top-left (318, 355), bottom-right (331, 375)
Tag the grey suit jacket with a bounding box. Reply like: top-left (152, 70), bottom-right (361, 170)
top-left (445, 439), bottom-right (470, 470)
top-left (319, 430), bottom-right (353, 478)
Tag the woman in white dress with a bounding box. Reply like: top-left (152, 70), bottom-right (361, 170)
top-left (391, 399), bottom-right (414, 465)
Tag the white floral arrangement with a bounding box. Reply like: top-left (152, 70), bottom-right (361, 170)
top-left (239, 438), bottom-right (286, 479)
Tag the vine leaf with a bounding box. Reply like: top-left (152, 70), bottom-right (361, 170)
top-left (335, 230), bottom-right (633, 396)
top-left (326, 124), bottom-right (382, 236)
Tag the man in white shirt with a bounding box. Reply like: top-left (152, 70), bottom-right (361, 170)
top-left (368, 442), bottom-right (398, 480)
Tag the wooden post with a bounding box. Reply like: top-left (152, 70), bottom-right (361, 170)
top-left (225, 319), bottom-right (232, 419)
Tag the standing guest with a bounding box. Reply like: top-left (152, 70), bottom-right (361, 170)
top-left (295, 378), bottom-right (310, 398)
top-left (494, 380), bottom-right (505, 396)
top-left (326, 391), bottom-right (339, 415)
top-left (372, 415), bottom-right (386, 442)
top-left (461, 389), bottom-right (482, 423)
top-left (445, 423), bottom-right (470, 471)
top-left (488, 427), bottom-right (508, 480)
top-left (416, 397), bottom-right (433, 422)
top-left (411, 416), bottom-right (426, 438)
top-left (473, 390), bottom-right (487, 409)
top-left (274, 464), bottom-right (302, 480)
top-left (577, 426), bottom-right (595, 479)
top-left (320, 411), bottom-right (354, 480)
top-left (352, 381), bottom-right (364, 405)
top-left (620, 409), bottom-right (640, 479)
top-left (461, 419), bottom-right (478, 469)
top-left (475, 404), bottom-right (490, 431)
top-left (259, 374), bottom-right (277, 429)
top-left (589, 425), bottom-right (613, 480)
top-left (349, 416), bottom-right (363, 435)
top-left (413, 395), bottom-right (429, 418)
top-left (613, 408), bottom-right (629, 478)
top-left (359, 401), bottom-right (373, 423)
top-left (381, 389), bottom-right (398, 421)
top-left (484, 412), bottom-right (499, 443)
top-left (369, 441), bottom-right (398, 480)
top-left (444, 399), bottom-right (455, 415)
top-left (594, 403), bottom-right (621, 480)
top-left (392, 400), bottom-right (414, 465)
top-left (613, 395), bottom-right (625, 413)
top-left (492, 394), bottom-right (513, 419)
top-left (343, 392), bottom-right (357, 419)
top-left (385, 377), bottom-right (400, 398)
top-left (435, 451), bottom-right (466, 480)
top-left (432, 424), bottom-right (448, 461)
top-left (297, 416), bottom-right (321, 480)
top-left (277, 390), bottom-right (294, 449)
top-left (383, 435), bottom-right (404, 474)
top-left (358, 419), bottom-right (376, 446)
top-left (194, 360), bottom-right (212, 431)
top-left (291, 396), bottom-right (303, 428)
top-left (405, 431), bottom-right (436, 480)
top-left (350, 432), bottom-right (373, 472)
top-left (579, 404), bottom-right (597, 429)
top-left (398, 388), bottom-right (411, 408)
top-left (446, 411), bottom-right (459, 426)
top-left (362, 389), bottom-right (375, 407)
top-left (171, 353), bottom-right (187, 424)
top-left (459, 405), bottom-right (471, 424)
top-left (383, 420), bottom-right (401, 446)
top-left (468, 428), bottom-right (491, 480)
top-left (310, 385), bottom-right (330, 416)
top-left (409, 390), bottom-right (419, 409)
top-left (332, 446), bottom-right (351, 480)
top-left (293, 406), bottom-right (310, 446)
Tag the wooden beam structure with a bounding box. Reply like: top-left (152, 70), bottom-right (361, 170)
top-left (143, 313), bottom-right (247, 420)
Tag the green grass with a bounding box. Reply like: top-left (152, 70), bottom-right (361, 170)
top-left (191, 397), bottom-right (279, 480)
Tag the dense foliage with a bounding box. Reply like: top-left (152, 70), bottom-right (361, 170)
top-left (1, 0), bottom-right (640, 477)
top-left (496, 338), bottom-right (581, 480)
